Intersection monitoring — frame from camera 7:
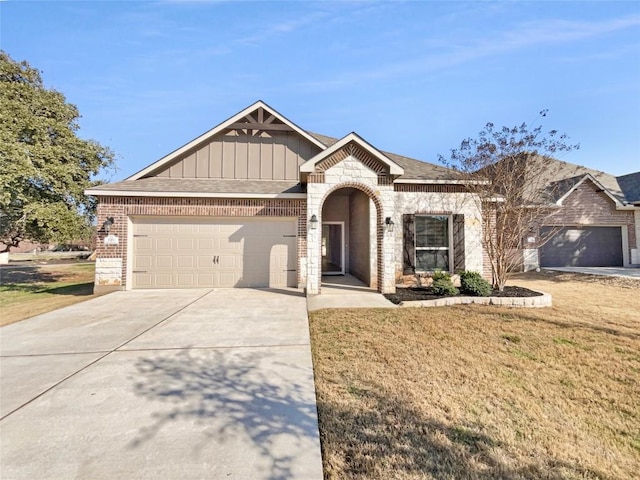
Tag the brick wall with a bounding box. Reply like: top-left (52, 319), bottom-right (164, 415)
top-left (542, 181), bottom-right (636, 262)
top-left (95, 196), bottom-right (306, 290)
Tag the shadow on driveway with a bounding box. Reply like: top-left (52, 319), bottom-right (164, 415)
top-left (130, 348), bottom-right (321, 480)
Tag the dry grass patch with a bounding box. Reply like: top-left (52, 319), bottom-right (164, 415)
top-left (0, 262), bottom-right (100, 326)
top-left (310, 272), bottom-right (640, 479)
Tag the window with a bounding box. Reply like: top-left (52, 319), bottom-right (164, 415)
top-left (414, 215), bottom-right (450, 271)
top-left (403, 213), bottom-right (464, 274)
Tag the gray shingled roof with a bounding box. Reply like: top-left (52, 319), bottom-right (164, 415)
top-left (90, 178), bottom-right (305, 195)
top-left (617, 172), bottom-right (640, 204)
top-left (307, 131), bottom-right (459, 181)
top-left (524, 156), bottom-right (636, 205)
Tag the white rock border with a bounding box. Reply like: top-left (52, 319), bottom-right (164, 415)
top-left (398, 291), bottom-right (552, 308)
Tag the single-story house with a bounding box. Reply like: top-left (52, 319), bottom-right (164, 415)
top-left (86, 101), bottom-right (487, 294)
top-left (515, 156), bottom-right (640, 270)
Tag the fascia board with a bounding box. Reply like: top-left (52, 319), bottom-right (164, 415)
top-left (84, 189), bottom-right (306, 199)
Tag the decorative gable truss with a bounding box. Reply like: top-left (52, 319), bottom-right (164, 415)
top-left (300, 133), bottom-right (404, 185)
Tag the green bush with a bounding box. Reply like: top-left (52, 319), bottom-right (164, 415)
top-left (460, 271), bottom-right (492, 297)
top-left (431, 270), bottom-right (452, 282)
top-left (431, 278), bottom-right (460, 296)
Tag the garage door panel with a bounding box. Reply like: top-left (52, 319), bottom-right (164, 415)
top-left (155, 274), bottom-right (173, 287)
top-left (198, 238), bottom-right (214, 249)
top-left (135, 237), bottom-right (153, 251)
top-left (156, 238), bottom-right (173, 250)
top-left (219, 273), bottom-right (237, 287)
top-left (197, 256), bottom-right (213, 268)
top-left (177, 256), bottom-right (194, 268)
top-left (176, 273), bottom-right (195, 287)
top-left (133, 218), bottom-right (297, 289)
top-left (156, 255), bottom-right (173, 268)
top-left (177, 238), bottom-right (194, 250)
top-left (135, 255), bottom-right (153, 268)
top-left (540, 226), bottom-right (623, 267)
top-left (156, 224), bottom-right (174, 233)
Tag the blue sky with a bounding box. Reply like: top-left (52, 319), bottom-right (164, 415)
top-left (2, 1), bottom-right (639, 180)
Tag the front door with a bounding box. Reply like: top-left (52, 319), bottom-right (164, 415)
top-left (322, 222), bottom-right (344, 275)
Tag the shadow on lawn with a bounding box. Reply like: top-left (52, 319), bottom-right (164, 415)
top-left (459, 306), bottom-right (640, 341)
top-left (0, 282), bottom-right (94, 296)
top-left (129, 349), bottom-right (319, 480)
top-left (0, 267), bottom-right (64, 285)
top-left (317, 385), bottom-right (610, 480)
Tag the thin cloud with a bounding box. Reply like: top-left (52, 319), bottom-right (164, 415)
top-left (291, 13), bottom-right (640, 92)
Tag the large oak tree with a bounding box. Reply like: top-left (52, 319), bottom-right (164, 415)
top-left (0, 51), bottom-right (115, 252)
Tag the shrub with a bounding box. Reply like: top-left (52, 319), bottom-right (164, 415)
top-left (460, 271), bottom-right (492, 297)
top-left (431, 270), bottom-right (451, 283)
top-left (431, 278), bottom-right (460, 296)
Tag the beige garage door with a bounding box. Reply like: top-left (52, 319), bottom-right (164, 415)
top-left (132, 217), bottom-right (297, 289)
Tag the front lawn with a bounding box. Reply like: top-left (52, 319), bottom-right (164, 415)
top-left (0, 262), bottom-right (99, 326)
top-left (310, 271), bottom-right (640, 479)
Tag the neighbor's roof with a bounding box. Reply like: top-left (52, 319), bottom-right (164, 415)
top-left (531, 159), bottom-right (628, 204)
top-left (617, 171), bottom-right (640, 204)
top-left (528, 156), bottom-right (638, 205)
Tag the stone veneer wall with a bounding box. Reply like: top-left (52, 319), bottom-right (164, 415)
top-left (391, 190), bottom-right (484, 283)
top-left (306, 156), bottom-right (396, 294)
top-left (94, 197), bottom-right (306, 293)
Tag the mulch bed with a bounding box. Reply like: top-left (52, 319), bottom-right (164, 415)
top-left (384, 285), bottom-right (542, 305)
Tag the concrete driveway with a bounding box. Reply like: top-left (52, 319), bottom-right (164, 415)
top-left (0, 289), bottom-right (323, 480)
top-left (545, 266), bottom-right (640, 279)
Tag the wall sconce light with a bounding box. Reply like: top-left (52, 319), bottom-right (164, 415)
top-left (385, 217), bottom-right (395, 233)
top-left (102, 217), bottom-right (115, 234)
top-left (309, 214), bottom-right (318, 230)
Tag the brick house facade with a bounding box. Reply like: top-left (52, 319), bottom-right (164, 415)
top-left (87, 101), bottom-right (487, 294)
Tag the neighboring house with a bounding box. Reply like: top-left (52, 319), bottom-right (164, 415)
top-left (85, 101), bottom-right (485, 294)
top-left (517, 157), bottom-right (640, 270)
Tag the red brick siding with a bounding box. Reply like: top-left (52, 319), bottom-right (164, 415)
top-left (394, 184), bottom-right (468, 193)
top-left (96, 197), bottom-right (307, 288)
top-left (543, 181), bottom-right (636, 257)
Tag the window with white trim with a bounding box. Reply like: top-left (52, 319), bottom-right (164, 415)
top-left (414, 215), bottom-right (450, 271)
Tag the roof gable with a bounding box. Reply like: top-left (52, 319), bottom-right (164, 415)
top-left (299, 133), bottom-right (404, 181)
top-left (128, 100), bottom-right (327, 181)
top-left (556, 173), bottom-right (624, 207)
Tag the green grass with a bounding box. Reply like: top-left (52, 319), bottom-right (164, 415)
top-left (0, 263), bottom-right (98, 326)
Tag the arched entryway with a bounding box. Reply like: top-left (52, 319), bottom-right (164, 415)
top-left (317, 183), bottom-right (384, 291)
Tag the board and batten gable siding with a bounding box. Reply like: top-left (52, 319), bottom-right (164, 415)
top-left (153, 130), bottom-right (321, 181)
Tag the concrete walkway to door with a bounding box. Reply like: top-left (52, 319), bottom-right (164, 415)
top-left (307, 274), bottom-right (397, 311)
top-left (0, 288), bottom-right (323, 480)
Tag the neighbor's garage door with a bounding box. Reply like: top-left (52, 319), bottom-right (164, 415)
top-left (132, 217), bottom-right (297, 288)
top-left (540, 226), bottom-right (623, 267)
